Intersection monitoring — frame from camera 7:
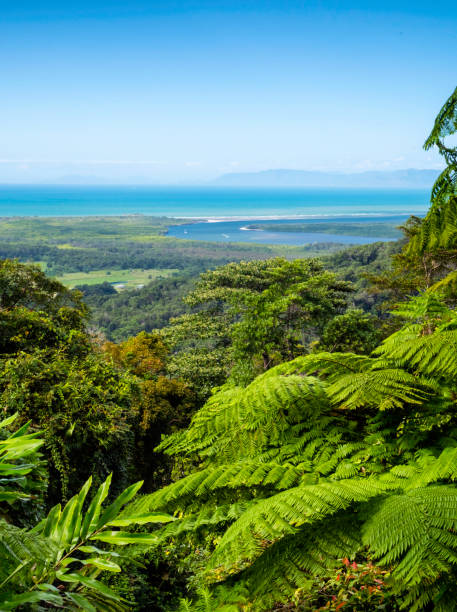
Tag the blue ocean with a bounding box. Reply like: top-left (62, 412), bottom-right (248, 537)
top-left (0, 185), bottom-right (430, 245)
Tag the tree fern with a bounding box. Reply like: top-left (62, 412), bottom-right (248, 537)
top-left (208, 478), bottom-right (392, 574)
top-left (158, 372), bottom-right (329, 463)
top-left (140, 288), bottom-right (457, 610)
top-left (240, 515), bottom-right (360, 606)
top-left (364, 486), bottom-right (457, 589)
top-left (140, 87), bottom-right (457, 610)
top-left (375, 328), bottom-right (457, 378)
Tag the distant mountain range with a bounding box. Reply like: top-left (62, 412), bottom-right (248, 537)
top-left (212, 168), bottom-right (440, 188)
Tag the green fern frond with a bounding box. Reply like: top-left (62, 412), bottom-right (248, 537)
top-left (270, 352), bottom-right (375, 382)
top-left (0, 520), bottom-right (54, 584)
top-left (156, 502), bottom-right (252, 542)
top-left (209, 478), bottom-right (391, 572)
top-left (424, 85), bottom-right (457, 150)
top-left (375, 329), bottom-right (457, 378)
top-left (364, 486), bottom-right (457, 587)
top-left (240, 516), bottom-right (360, 608)
top-left (158, 373), bottom-right (328, 463)
top-left (327, 368), bottom-right (433, 410)
top-left (407, 446), bottom-right (457, 488)
top-left (127, 461), bottom-right (307, 515)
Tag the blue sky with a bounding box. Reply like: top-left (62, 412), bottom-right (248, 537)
top-left (1, 1), bottom-right (456, 183)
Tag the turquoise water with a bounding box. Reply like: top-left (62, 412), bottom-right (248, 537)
top-left (0, 186), bottom-right (430, 218)
top-left (0, 185), bottom-right (429, 245)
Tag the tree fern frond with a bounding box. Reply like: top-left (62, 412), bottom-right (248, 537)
top-left (407, 446), bottom-right (457, 488)
top-left (327, 368), bottom-right (433, 410)
top-left (239, 516), bottom-right (360, 608)
top-left (156, 502), bottom-right (252, 542)
top-left (375, 329), bottom-right (457, 378)
top-left (0, 520), bottom-right (54, 584)
top-left (269, 352), bottom-right (375, 382)
top-left (158, 373), bottom-right (328, 463)
top-left (127, 461), bottom-right (308, 514)
top-left (428, 269), bottom-right (457, 296)
top-left (424, 85), bottom-right (457, 150)
top-left (210, 478), bottom-right (391, 572)
top-left (364, 486), bottom-right (457, 587)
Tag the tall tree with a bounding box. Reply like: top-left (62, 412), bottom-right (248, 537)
top-left (133, 87), bottom-right (457, 611)
top-left (0, 260), bottom-right (136, 504)
top-left (373, 86), bottom-right (457, 297)
top-left (164, 257), bottom-right (352, 391)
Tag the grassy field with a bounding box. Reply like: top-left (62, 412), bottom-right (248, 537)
top-left (55, 268), bottom-right (179, 290)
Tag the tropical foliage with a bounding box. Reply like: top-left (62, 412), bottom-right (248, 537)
top-left (0, 418), bottom-right (172, 610)
top-left (163, 257), bottom-right (352, 394)
top-left (0, 413), bottom-right (45, 518)
top-left (374, 86), bottom-right (457, 297)
top-left (119, 86), bottom-right (457, 611)
top-left (129, 292), bottom-right (457, 610)
top-left (2, 87), bottom-right (457, 610)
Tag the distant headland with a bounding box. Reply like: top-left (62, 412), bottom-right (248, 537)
top-left (212, 168), bottom-right (440, 188)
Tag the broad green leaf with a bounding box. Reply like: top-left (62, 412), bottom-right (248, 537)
top-left (7, 422), bottom-right (32, 438)
top-left (108, 512), bottom-right (174, 527)
top-left (41, 503), bottom-right (62, 538)
top-left (30, 517), bottom-right (46, 534)
top-left (59, 573), bottom-right (122, 601)
top-left (0, 491), bottom-right (30, 502)
top-left (79, 474), bottom-right (112, 541)
top-left (65, 592), bottom-right (97, 611)
top-left (0, 413), bottom-right (19, 429)
top-left (79, 545), bottom-right (120, 557)
top-left (96, 480), bottom-right (144, 530)
top-left (0, 591), bottom-right (63, 609)
top-left (56, 570), bottom-right (79, 583)
top-left (83, 557), bottom-right (121, 572)
top-left (0, 462), bottom-right (37, 475)
top-left (58, 556), bottom-right (81, 568)
top-left (36, 583), bottom-right (60, 593)
top-left (69, 477), bottom-right (92, 547)
top-left (54, 493), bottom-right (81, 551)
top-left (91, 531), bottom-right (159, 545)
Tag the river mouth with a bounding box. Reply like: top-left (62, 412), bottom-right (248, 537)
top-left (167, 215), bottom-right (409, 246)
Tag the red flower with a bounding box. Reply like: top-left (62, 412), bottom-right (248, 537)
top-left (351, 561), bottom-right (357, 569)
top-left (342, 557), bottom-right (350, 566)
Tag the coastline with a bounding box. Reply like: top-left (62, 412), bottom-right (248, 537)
top-left (173, 211), bottom-right (425, 222)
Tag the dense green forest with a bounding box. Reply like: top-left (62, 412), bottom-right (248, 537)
top-left (80, 239), bottom-right (397, 342)
top-left (0, 211), bottom-right (395, 342)
top-left (245, 221), bottom-right (402, 239)
top-left (0, 215), bottom-right (344, 279)
top-left (2, 87), bottom-right (457, 611)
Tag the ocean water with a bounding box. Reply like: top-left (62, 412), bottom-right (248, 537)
top-left (0, 185), bottom-right (430, 245)
top-left (0, 185), bottom-right (430, 218)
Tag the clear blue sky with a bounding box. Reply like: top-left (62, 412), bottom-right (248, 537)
top-left (1, 1), bottom-right (456, 183)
